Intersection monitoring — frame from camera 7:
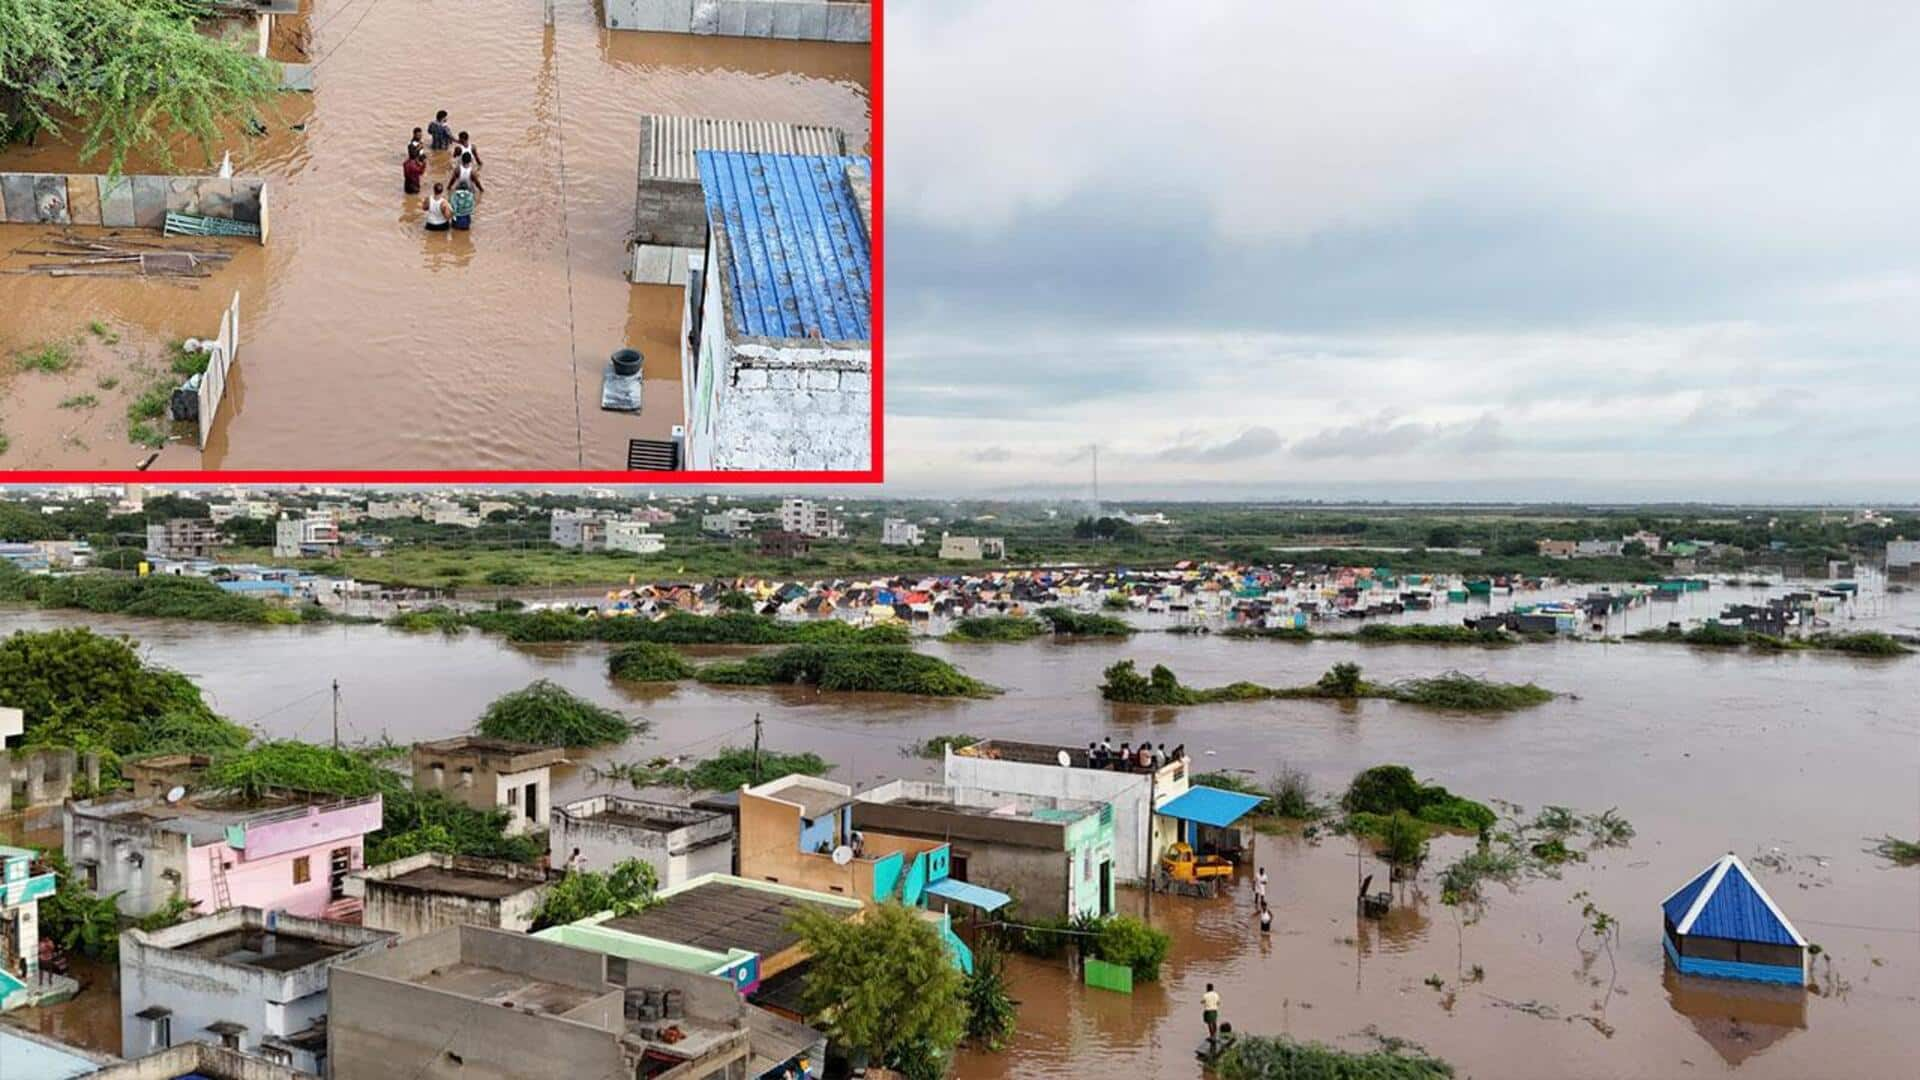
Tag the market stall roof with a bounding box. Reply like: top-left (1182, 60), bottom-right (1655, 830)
top-left (1155, 786), bottom-right (1264, 829)
top-left (923, 878), bottom-right (1012, 913)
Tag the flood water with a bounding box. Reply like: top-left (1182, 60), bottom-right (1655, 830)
top-left (0, 0), bottom-right (870, 469)
top-left (3, 581), bottom-right (1917, 1077)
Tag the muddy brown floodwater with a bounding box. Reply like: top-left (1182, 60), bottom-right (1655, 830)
top-left (0, 0), bottom-right (870, 470)
top-left (2, 584), bottom-right (1917, 1078)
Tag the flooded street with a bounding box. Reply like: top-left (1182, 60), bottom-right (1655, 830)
top-left (0, 0), bottom-right (870, 469)
top-left (3, 582), bottom-right (1917, 1077)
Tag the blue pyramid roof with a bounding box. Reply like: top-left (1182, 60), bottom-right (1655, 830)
top-left (1661, 863), bottom-right (1717, 927)
top-left (1662, 855), bottom-right (1805, 947)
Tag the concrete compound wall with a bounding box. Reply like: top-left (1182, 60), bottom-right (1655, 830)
top-left (88, 1042), bottom-right (315, 1080)
top-left (605, 0), bottom-right (870, 42)
top-left (0, 173), bottom-right (268, 241)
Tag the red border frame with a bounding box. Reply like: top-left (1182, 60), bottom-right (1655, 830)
top-left (8, 3), bottom-right (884, 487)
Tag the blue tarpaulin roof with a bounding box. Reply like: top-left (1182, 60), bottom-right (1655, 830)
top-left (924, 877), bottom-right (1011, 912)
top-left (1661, 854), bottom-right (1805, 946)
top-left (698, 149), bottom-right (872, 342)
top-left (1155, 786), bottom-right (1264, 829)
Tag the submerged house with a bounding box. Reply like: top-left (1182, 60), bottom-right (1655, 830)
top-left (1661, 854), bottom-right (1808, 985)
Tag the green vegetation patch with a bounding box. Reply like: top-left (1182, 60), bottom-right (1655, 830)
top-left (1341, 765), bottom-right (1497, 835)
top-left (1872, 836), bottom-right (1920, 866)
top-left (15, 342), bottom-right (74, 373)
top-left (696, 644), bottom-right (995, 698)
top-left (1100, 659), bottom-right (1552, 713)
top-left (477, 680), bottom-right (639, 747)
top-left (905, 733), bottom-right (980, 759)
top-left (943, 615), bottom-right (1045, 642)
top-left (1353, 623), bottom-right (1517, 646)
top-left (533, 859), bottom-right (658, 929)
top-left (0, 627), bottom-right (249, 778)
top-left (606, 642), bottom-right (695, 683)
top-left (0, 565), bottom-right (325, 625)
top-left (1629, 624), bottom-right (1910, 656)
top-left (1214, 1034), bottom-right (1454, 1079)
top-left (402, 607), bottom-right (912, 647)
top-left (1035, 605), bottom-right (1134, 636)
top-left (58, 393), bottom-right (98, 410)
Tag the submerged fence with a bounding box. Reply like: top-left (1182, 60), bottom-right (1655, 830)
top-left (0, 173), bottom-right (269, 243)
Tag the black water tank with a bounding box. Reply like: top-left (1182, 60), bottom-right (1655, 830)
top-left (610, 348), bottom-right (643, 377)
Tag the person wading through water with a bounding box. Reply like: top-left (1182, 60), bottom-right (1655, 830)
top-left (422, 183), bottom-right (451, 232)
top-left (403, 146), bottom-right (426, 195)
top-left (449, 184), bottom-right (476, 231)
top-left (449, 151), bottom-right (483, 196)
top-left (427, 110), bottom-right (453, 151)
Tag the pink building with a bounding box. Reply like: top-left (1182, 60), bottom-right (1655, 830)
top-left (64, 789), bottom-right (383, 921)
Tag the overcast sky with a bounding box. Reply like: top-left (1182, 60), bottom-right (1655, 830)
top-left (879, 1), bottom-right (1920, 501)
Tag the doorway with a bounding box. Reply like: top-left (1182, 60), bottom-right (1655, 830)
top-left (1099, 860), bottom-right (1113, 916)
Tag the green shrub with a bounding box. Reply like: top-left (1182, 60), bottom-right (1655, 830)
top-left (1354, 623), bottom-right (1513, 646)
top-left (606, 642), bottom-right (693, 682)
top-left (58, 393), bottom-right (98, 409)
top-left (15, 342), bottom-right (74, 373)
top-left (533, 859), bottom-right (659, 929)
top-left (1342, 765), bottom-right (1494, 834)
top-left (604, 746), bottom-right (833, 792)
top-left (128, 382), bottom-right (170, 421)
top-left (128, 421), bottom-right (165, 448)
top-left (1317, 661), bottom-right (1365, 697)
top-left (1375, 811), bottom-right (1429, 868)
top-left (905, 733), bottom-right (979, 759)
top-left (962, 943), bottom-right (1018, 1051)
top-left (168, 340), bottom-right (210, 376)
top-left (1093, 915), bottom-right (1170, 981)
top-left (476, 680), bottom-right (637, 747)
top-left (205, 741), bottom-right (383, 800)
top-left (1389, 673), bottom-right (1553, 711)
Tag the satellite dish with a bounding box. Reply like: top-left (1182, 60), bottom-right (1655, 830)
top-left (165, 785), bottom-right (187, 804)
top-left (831, 845), bottom-right (854, 866)
top-left (1057, 750), bottom-right (1072, 768)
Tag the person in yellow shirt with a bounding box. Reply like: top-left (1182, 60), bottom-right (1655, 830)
top-left (1201, 982), bottom-right (1221, 1041)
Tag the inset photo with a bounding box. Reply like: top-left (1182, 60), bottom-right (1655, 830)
top-left (0, 0), bottom-right (876, 480)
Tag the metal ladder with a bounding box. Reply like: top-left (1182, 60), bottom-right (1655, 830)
top-left (208, 847), bottom-right (232, 910)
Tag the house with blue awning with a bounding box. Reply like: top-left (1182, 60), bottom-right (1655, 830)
top-left (1153, 785), bottom-right (1265, 860)
top-left (854, 781), bottom-right (1115, 920)
top-left (1661, 854), bottom-right (1808, 985)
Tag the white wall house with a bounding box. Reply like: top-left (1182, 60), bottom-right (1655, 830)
top-left (881, 518), bottom-right (923, 547)
top-left (604, 520), bottom-right (666, 555)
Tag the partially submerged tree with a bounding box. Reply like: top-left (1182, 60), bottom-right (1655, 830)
top-left (793, 902), bottom-right (966, 1079)
top-left (0, 0), bottom-right (280, 175)
top-left (533, 859), bottom-right (659, 930)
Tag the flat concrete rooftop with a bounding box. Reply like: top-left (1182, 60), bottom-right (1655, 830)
top-left (177, 928), bottom-right (356, 973)
top-left (606, 882), bottom-right (851, 958)
top-left (385, 864), bottom-right (541, 901)
top-left (754, 777), bottom-right (849, 819)
top-left (410, 961), bottom-right (602, 1015)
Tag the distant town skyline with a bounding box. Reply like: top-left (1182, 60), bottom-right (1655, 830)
top-left (882, 0), bottom-right (1920, 502)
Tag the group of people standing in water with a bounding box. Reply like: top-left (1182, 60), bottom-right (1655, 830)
top-left (404, 109), bottom-right (485, 232)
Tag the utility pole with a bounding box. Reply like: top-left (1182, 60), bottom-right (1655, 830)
top-left (331, 679), bottom-right (340, 750)
top-left (751, 713), bottom-right (763, 785)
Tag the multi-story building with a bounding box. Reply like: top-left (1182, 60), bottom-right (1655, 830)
top-left (1888, 539), bottom-right (1920, 574)
top-left (411, 737), bottom-right (562, 839)
top-left (778, 499), bottom-right (843, 540)
top-left (604, 519), bottom-right (666, 555)
top-left (119, 907), bottom-right (394, 1073)
top-left (944, 739), bottom-right (1198, 884)
top-left (701, 508), bottom-right (756, 538)
top-left (363, 498), bottom-right (423, 521)
top-left (880, 518), bottom-right (923, 547)
top-left (427, 502), bottom-right (483, 529)
top-left (145, 519), bottom-right (222, 560)
top-left (64, 788), bottom-right (383, 919)
top-left (550, 509), bottom-right (607, 551)
top-left (273, 513), bottom-right (341, 559)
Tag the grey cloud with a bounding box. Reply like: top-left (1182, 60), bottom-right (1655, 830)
top-left (970, 446), bottom-right (1014, 463)
top-left (1157, 427), bottom-right (1286, 463)
top-left (1292, 414), bottom-right (1507, 460)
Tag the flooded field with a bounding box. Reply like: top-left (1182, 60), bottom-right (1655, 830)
top-left (0, 0), bottom-right (870, 469)
top-left (3, 582), bottom-right (1917, 1078)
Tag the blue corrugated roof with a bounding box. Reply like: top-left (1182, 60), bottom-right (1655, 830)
top-left (1155, 785), bottom-right (1264, 829)
top-left (1660, 863), bottom-right (1717, 927)
top-left (924, 877), bottom-right (1011, 912)
top-left (1666, 855), bottom-right (1804, 946)
top-left (698, 150), bottom-right (871, 342)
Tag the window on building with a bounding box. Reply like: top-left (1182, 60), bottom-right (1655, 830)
top-left (259, 1044), bottom-right (293, 1067)
top-left (292, 856), bottom-right (311, 884)
top-left (507, 786), bottom-right (518, 806)
top-left (459, 766), bottom-right (474, 788)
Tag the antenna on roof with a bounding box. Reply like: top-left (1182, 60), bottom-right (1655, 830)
top-left (831, 845), bottom-right (854, 866)
top-left (1056, 750), bottom-right (1072, 768)
top-left (165, 786), bottom-right (186, 804)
